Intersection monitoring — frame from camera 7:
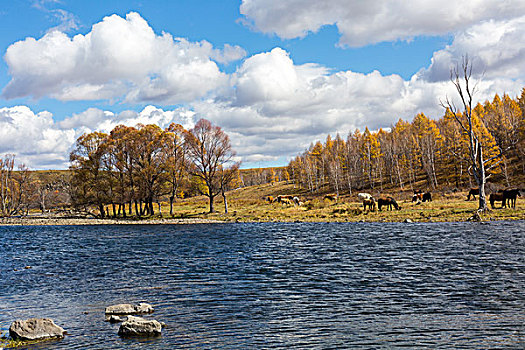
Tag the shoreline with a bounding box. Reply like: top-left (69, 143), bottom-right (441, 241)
top-left (1, 215), bottom-right (524, 226)
top-left (0, 216), bottom-right (226, 226)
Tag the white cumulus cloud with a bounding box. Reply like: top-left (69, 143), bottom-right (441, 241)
top-left (0, 106), bottom-right (75, 168)
top-left (419, 15), bottom-right (525, 82)
top-left (2, 12), bottom-right (241, 104)
top-left (240, 0), bottom-right (525, 47)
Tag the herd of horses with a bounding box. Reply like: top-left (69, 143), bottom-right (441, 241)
top-left (487, 188), bottom-right (521, 209)
top-left (466, 187), bottom-right (521, 208)
top-left (266, 187), bottom-right (521, 212)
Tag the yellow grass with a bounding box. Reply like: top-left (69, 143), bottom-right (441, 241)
top-left (159, 182), bottom-right (525, 223)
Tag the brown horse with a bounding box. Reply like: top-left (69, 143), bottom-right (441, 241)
top-left (489, 192), bottom-right (505, 209)
top-left (502, 188), bottom-right (521, 209)
top-left (377, 196), bottom-right (401, 211)
top-left (466, 188), bottom-right (479, 201)
top-left (363, 198), bottom-right (376, 211)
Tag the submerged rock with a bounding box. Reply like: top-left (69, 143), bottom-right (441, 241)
top-left (105, 315), bottom-right (124, 323)
top-left (135, 303), bottom-right (154, 314)
top-left (105, 303), bottom-right (154, 315)
top-left (118, 316), bottom-right (162, 337)
top-left (9, 318), bottom-right (66, 341)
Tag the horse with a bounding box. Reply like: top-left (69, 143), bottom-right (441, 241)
top-left (358, 193), bottom-right (373, 208)
top-left (277, 195), bottom-right (293, 203)
top-left (324, 194), bottom-right (338, 201)
top-left (266, 195), bottom-right (275, 203)
top-left (280, 197), bottom-right (293, 206)
top-left (363, 198), bottom-right (376, 211)
top-left (377, 196), bottom-right (401, 211)
top-left (358, 193), bottom-right (373, 201)
top-left (489, 192), bottom-right (505, 209)
top-left (466, 188), bottom-right (479, 201)
top-left (502, 188), bottom-right (521, 209)
top-left (411, 193), bottom-right (423, 202)
top-left (422, 192), bottom-right (432, 202)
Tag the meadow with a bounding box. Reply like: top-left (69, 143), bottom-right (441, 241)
top-left (161, 182), bottom-right (525, 223)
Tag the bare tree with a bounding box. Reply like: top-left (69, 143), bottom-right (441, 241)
top-left (441, 55), bottom-right (500, 211)
top-left (218, 163), bottom-right (240, 214)
top-left (185, 119), bottom-right (237, 213)
top-left (0, 154), bottom-right (31, 216)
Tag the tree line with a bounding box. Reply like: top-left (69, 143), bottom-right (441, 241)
top-left (287, 88), bottom-right (525, 196)
top-left (0, 119), bottom-right (240, 218)
top-left (69, 119), bottom-right (239, 217)
top-left (0, 155), bottom-right (70, 217)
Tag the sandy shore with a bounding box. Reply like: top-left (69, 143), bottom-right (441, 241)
top-left (0, 216), bottom-right (226, 226)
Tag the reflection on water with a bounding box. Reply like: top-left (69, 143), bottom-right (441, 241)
top-left (1, 222), bottom-right (524, 349)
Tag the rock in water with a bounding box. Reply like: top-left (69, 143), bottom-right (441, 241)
top-left (105, 304), bottom-right (136, 315)
top-left (9, 318), bottom-right (66, 341)
top-left (105, 303), bottom-right (154, 315)
top-left (118, 316), bottom-right (162, 337)
top-left (105, 315), bottom-right (124, 323)
top-left (135, 303), bottom-right (154, 314)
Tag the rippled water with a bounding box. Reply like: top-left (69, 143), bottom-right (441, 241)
top-left (1, 222), bottom-right (524, 349)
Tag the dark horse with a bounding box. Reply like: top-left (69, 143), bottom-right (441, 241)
top-left (502, 188), bottom-right (521, 209)
top-left (466, 188), bottom-right (479, 201)
top-left (489, 192), bottom-right (505, 209)
top-left (378, 196), bottom-right (401, 211)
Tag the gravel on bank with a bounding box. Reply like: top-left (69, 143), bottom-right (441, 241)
top-left (0, 216), bottom-right (225, 226)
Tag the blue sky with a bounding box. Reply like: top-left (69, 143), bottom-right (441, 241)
top-left (0, 0), bottom-right (524, 169)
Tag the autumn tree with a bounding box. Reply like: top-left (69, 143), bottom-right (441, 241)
top-left (164, 123), bottom-right (188, 216)
top-left (69, 132), bottom-right (110, 217)
top-left (438, 108), bottom-right (469, 188)
top-left (184, 119), bottom-right (238, 213)
top-left (411, 113), bottom-right (442, 188)
top-left (361, 127), bottom-right (381, 188)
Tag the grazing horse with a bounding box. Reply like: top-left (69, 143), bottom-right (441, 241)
top-left (466, 188), bottom-right (479, 201)
top-left (377, 196), bottom-right (401, 211)
top-left (358, 193), bottom-right (373, 208)
top-left (280, 197), bottom-right (293, 206)
top-left (324, 194), bottom-right (338, 201)
top-left (502, 188), bottom-right (521, 209)
top-left (422, 192), bottom-right (432, 202)
top-left (363, 198), bottom-right (376, 211)
top-left (411, 193), bottom-right (423, 202)
top-left (277, 195), bottom-right (294, 203)
top-left (489, 192), bottom-right (505, 209)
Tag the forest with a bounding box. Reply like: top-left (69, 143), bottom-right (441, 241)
top-left (287, 89), bottom-right (525, 195)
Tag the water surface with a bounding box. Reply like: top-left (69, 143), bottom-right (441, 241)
top-left (1, 222), bottom-right (524, 349)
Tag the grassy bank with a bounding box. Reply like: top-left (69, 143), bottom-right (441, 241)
top-left (2, 182), bottom-right (523, 225)
top-left (162, 182), bottom-right (525, 223)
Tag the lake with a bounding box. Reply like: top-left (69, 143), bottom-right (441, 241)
top-left (1, 222), bottom-right (524, 349)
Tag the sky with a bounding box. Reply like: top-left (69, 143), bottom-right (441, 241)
top-left (0, 0), bottom-right (524, 169)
